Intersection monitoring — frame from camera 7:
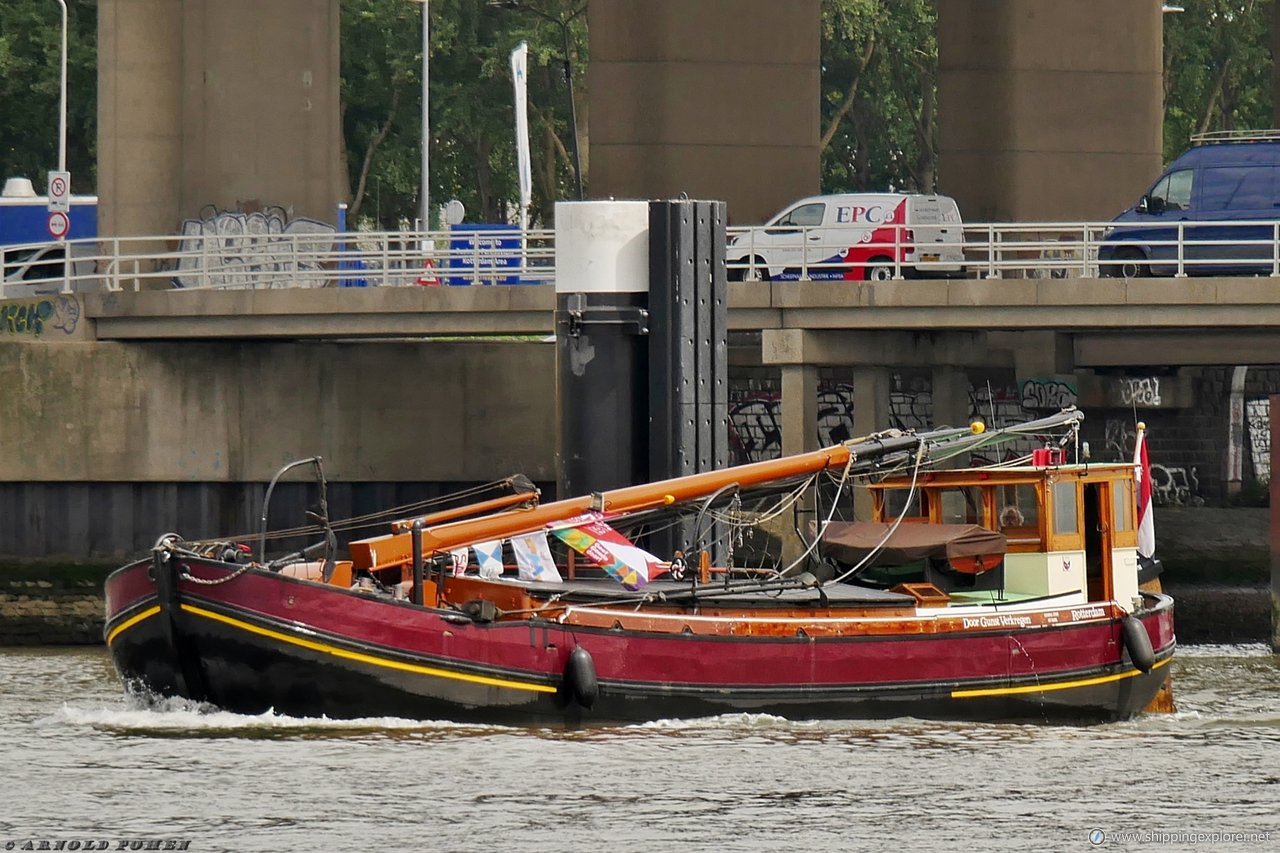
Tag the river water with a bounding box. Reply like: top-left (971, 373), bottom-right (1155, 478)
top-left (0, 645), bottom-right (1276, 853)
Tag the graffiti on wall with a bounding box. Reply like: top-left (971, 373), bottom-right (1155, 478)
top-left (0, 295), bottom-right (81, 338)
top-left (1150, 464), bottom-right (1202, 507)
top-left (173, 204), bottom-right (336, 289)
top-left (728, 393), bottom-right (782, 465)
top-left (1104, 418), bottom-right (1137, 461)
top-left (1118, 376), bottom-right (1163, 407)
top-left (1246, 398), bottom-right (1271, 483)
top-left (817, 385), bottom-right (855, 446)
top-left (1020, 378), bottom-right (1077, 411)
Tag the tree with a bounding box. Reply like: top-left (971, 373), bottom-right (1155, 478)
top-left (0, 0), bottom-right (97, 193)
top-left (819, 0), bottom-right (939, 194)
top-left (1162, 0), bottom-right (1273, 163)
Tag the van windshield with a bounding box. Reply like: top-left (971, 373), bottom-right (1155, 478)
top-left (1149, 169), bottom-right (1194, 212)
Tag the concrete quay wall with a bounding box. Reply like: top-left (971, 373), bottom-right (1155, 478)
top-left (0, 339), bottom-right (556, 559)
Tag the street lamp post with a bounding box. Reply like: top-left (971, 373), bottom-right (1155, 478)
top-left (54, 0), bottom-right (67, 174)
top-left (492, 1), bottom-right (585, 200)
top-left (406, 0), bottom-right (431, 233)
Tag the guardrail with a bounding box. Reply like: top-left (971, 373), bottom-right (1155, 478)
top-left (0, 228), bottom-right (555, 296)
top-left (8, 218), bottom-right (1280, 298)
top-left (725, 220), bottom-right (1280, 281)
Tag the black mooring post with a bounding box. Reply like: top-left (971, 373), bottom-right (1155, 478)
top-left (411, 520), bottom-right (424, 606)
top-left (1270, 394), bottom-right (1279, 653)
top-left (647, 198), bottom-right (729, 560)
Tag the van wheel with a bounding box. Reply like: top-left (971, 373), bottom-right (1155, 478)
top-left (866, 258), bottom-right (895, 282)
top-left (1115, 248), bottom-right (1149, 278)
top-left (742, 257), bottom-right (770, 282)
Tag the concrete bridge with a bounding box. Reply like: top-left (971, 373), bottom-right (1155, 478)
top-left (69, 278), bottom-right (1280, 372)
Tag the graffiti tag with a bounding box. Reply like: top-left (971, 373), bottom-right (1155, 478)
top-left (1020, 378), bottom-right (1077, 411)
top-left (173, 206), bottom-right (336, 289)
top-left (1118, 376), bottom-right (1163, 407)
top-left (0, 295), bottom-right (80, 338)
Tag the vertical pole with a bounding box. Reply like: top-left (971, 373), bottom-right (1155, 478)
top-left (1270, 394), bottom-right (1280, 652)
top-left (421, 0), bottom-right (430, 231)
top-left (55, 0), bottom-right (67, 173)
top-left (411, 521), bottom-right (424, 606)
top-left (561, 19), bottom-right (584, 201)
top-left (55, 0), bottom-right (68, 296)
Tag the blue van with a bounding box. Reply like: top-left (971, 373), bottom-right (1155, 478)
top-left (1098, 131), bottom-right (1280, 277)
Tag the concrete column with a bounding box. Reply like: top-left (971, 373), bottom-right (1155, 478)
top-left (938, 0), bottom-right (1163, 221)
top-left (588, 0), bottom-right (820, 224)
top-left (780, 364), bottom-right (820, 457)
top-left (97, 0), bottom-right (183, 238)
top-left (98, 0), bottom-right (343, 237)
top-left (932, 366), bottom-right (971, 430)
top-left (181, 1), bottom-right (343, 222)
top-left (851, 366), bottom-right (891, 520)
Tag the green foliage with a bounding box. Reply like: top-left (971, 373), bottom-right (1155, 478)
top-left (0, 0), bottom-right (97, 193)
top-left (1162, 0), bottom-right (1274, 164)
top-left (820, 0), bottom-right (938, 194)
top-left (341, 0), bottom-right (585, 227)
top-left (0, 0), bottom-right (1274, 223)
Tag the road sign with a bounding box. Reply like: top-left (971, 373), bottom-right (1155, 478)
top-left (47, 210), bottom-right (70, 240)
top-left (48, 170), bottom-right (70, 213)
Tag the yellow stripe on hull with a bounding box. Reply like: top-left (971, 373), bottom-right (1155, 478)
top-left (104, 598), bottom-right (556, 695)
top-left (951, 656), bottom-right (1171, 699)
top-left (179, 603), bottom-right (558, 695)
top-left (105, 605), bottom-right (161, 645)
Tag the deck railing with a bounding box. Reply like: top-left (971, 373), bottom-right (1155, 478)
top-left (8, 219), bottom-right (1280, 297)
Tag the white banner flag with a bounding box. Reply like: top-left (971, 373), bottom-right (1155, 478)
top-left (511, 41), bottom-right (533, 220)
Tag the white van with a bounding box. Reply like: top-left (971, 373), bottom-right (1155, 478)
top-left (727, 193), bottom-right (966, 281)
top-left (1, 242), bottom-right (99, 298)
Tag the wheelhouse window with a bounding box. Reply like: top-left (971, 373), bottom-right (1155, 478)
top-left (1113, 479), bottom-right (1133, 532)
top-left (997, 483), bottom-right (1038, 532)
top-left (881, 486), bottom-right (926, 522)
top-left (939, 486), bottom-right (983, 526)
top-left (1052, 480), bottom-right (1079, 535)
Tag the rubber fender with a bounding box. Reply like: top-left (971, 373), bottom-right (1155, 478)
top-left (1121, 615), bottom-right (1155, 674)
top-left (565, 646), bottom-right (598, 709)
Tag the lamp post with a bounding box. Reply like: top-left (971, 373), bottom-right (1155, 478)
top-left (54, 0), bottom-right (67, 174)
top-left (492, 1), bottom-right (585, 200)
top-left (407, 0), bottom-right (430, 232)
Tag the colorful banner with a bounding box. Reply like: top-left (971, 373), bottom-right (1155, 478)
top-left (549, 513), bottom-right (666, 590)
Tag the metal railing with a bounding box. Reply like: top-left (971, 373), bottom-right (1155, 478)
top-left (0, 227), bottom-right (556, 296)
top-left (724, 219), bottom-right (1280, 281)
top-left (10, 218), bottom-right (1280, 299)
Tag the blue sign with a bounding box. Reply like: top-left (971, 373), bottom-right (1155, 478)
top-left (447, 224), bottom-right (532, 285)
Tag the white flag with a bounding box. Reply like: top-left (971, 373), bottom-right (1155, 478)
top-left (1133, 427), bottom-right (1155, 560)
top-left (511, 41), bottom-right (532, 217)
top-left (473, 540), bottom-right (504, 579)
top-left (510, 532), bottom-right (562, 583)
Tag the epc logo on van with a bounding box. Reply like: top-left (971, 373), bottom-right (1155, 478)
top-left (834, 205), bottom-right (892, 224)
